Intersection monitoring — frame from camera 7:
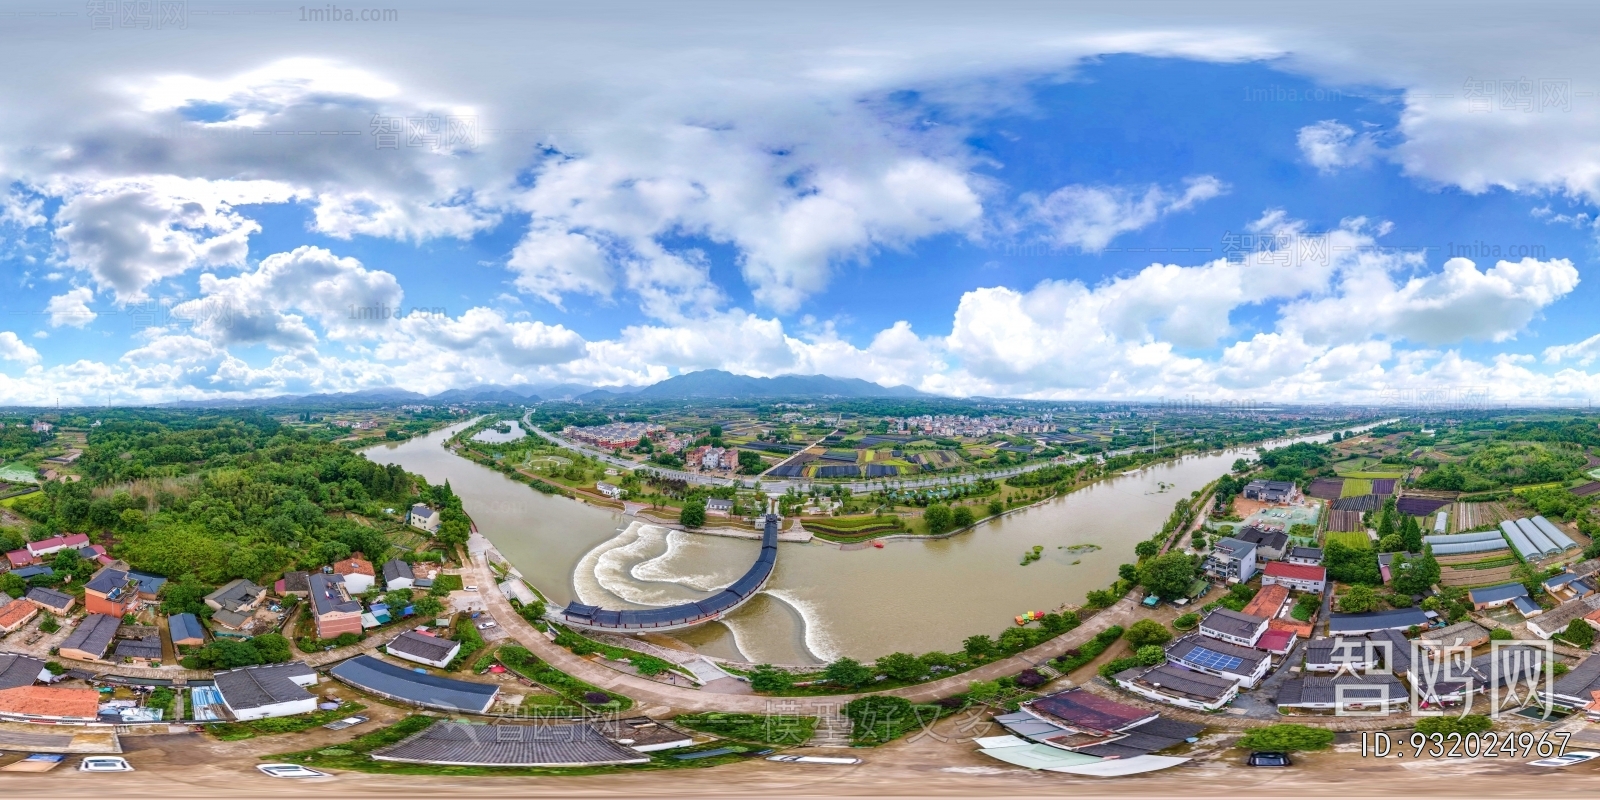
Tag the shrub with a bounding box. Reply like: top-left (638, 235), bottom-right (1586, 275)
top-left (1098, 656), bottom-right (1144, 679)
top-left (1488, 628), bottom-right (1514, 641)
top-left (750, 665), bottom-right (794, 693)
top-left (967, 680), bottom-right (1001, 702)
top-left (1173, 612), bottom-right (1200, 630)
top-left (951, 506), bottom-right (975, 529)
top-left (1136, 644), bottom-right (1166, 666)
top-left (1014, 668), bottom-right (1047, 688)
top-left (582, 691), bottom-right (611, 705)
top-left (39, 615), bottom-right (59, 634)
top-left (1562, 619), bottom-right (1595, 649)
top-left (824, 657), bottom-right (873, 689)
top-left (1124, 618), bottom-right (1173, 648)
top-left (1237, 724), bottom-right (1336, 752)
top-left (1414, 715), bottom-right (1491, 736)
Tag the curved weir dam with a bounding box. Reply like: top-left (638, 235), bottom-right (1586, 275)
top-left (559, 513), bottom-right (780, 632)
top-left (367, 422), bottom-right (1365, 664)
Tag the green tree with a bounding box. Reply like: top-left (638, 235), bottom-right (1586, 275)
top-left (1134, 540), bottom-right (1159, 559)
top-left (1414, 715), bottom-right (1492, 736)
top-left (413, 595), bottom-right (446, 619)
top-left (679, 500), bottom-right (706, 529)
top-left (251, 633), bottom-right (292, 663)
top-left (1563, 619), bottom-right (1596, 649)
top-left (159, 574), bottom-right (213, 616)
top-left (1137, 552), bottom-right (1196, 600)
top-left (1237, 724), bottom-right (1336, 752)
top-left (923, 504), bottom-right (953, 534)
top-left (1488, 628), bottom-right (1514, 641)
top-left (874, 652), bottom-right (926, 682)
top-left (824, 657), bottom-right (874, 689)
top-left (1400, 515), bottom-right (1424, 553)
top-left (1377, 534), bottom-right (1404, 553)
top-left (963, 634), bottom-right (997, 659)
top-left (194, 639), bottom-right (263, 669)
top-left (966, 680), bottom-right (1001, 702)
top-left (1136, 644), bottom-right (1166, 666)
top-left (987, 500), bottom-right (1003, 517)
top-left (1338, 584), bottom-right (1379, 613)
top-left (0, 572), bottom-right (24, 599)
top-left (950, 506), bottom-right (975, 529)
top-left (750, 664), bottom-right (795, 693)
top-left (1124, 618), bottom-right (1173, 648)
top-left (1118, 563), bottom-right (1140, 583)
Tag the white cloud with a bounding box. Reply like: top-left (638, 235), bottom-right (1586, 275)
top-left (171, 246), bottom-right (403, 350)
top-left (1297, 120), bottom-right (1381, 173)
top-left (0, 332), bottom-right (40, 364)
top-left (51, 178), bottom-right (294, 303)
top-left (1024, 176), bottom-right (1226, 252)
top-left (45, 287), bottom-right (97, 328)
top-left (1545, 333), bottom-right (1600, 367)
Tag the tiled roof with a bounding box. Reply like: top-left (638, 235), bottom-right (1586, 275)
top-left (1026, 688), bottom-right (1153, 733)
top-left (329, 655), bottom-right (498, 713)
top-left (0, 686), bottom-right (99, 719)
top-left (383, 559), bottom-right (415, 584)
top-left (59, 613), bottom-right (120, 659)
top-left (1200, 608), bottom-right (1266, 639)
top-left (309, 573), bottom-right (362, 616)
top-left (334, 557), bottom-right (375, 577)
top-left (168, 612), bottom-right (206, 643)
top-left (114, 635), bottom-right (163, 661)
top-left (25, 587), bottom-right (74, 611)
top-left (214, 662), bottom-right (316, 710)
top-left (1468, 582), bottom-right (1529, 605)
top-left (388, 630), bottom-right (460, 663)
top-left (1241, 583), bottom-right (1288, 619)
top-left (372, 720), bottom-right (648, 767)
top-left (0, 602), bottom-right (39, 631)
top-left (1263, 561), bottom-right (1327, 582)
top-left (0, 653), bottom-right (47, 690)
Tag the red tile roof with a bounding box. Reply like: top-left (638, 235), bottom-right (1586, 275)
top-left (1242, 583), bottom-right (1289, 619)
top-left (333, 557), bottom-right (375, 577)
top-left (1256, 629), bottom-right (1296, 654)
top-left (1027, 688), bottom-right (1153, 733)
top-left (1264, 561), bottom-right (1327, 582)
top-left (5, 549), bottom-right (35, 568)
top-left (26, 533), bottom-right (89, 556)
top-left (0, 601), bottom-right (39, 632)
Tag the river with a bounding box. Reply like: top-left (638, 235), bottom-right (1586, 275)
top-left (365, 422), bottom-right (1368, 665)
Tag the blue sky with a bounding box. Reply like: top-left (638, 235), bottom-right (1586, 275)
top-left (2, 3), bottom-right (1599, 404)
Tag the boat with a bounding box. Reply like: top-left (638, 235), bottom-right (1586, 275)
top-left (1014, 610), bottom-right (1044, 625)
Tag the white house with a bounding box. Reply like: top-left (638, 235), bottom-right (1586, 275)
top-left (214, 662), bottom-right (319, 721)
top-left (1262, 561), bottom-right (1327, 594)
top-left (1165, 634), bottom-right (1273, 688)
top-left (382, 559), bottom-right (415, 591)
top-left (705, 498), bottom-right (734, 517)
top-left (1198, 608), bottom-right (1268, 647)
top-left (386, 630), bottom-right (461, 669)
top-left (408, 504), bottom-right (441, 533)
top-left (595, 482), bottom-right (623, 499)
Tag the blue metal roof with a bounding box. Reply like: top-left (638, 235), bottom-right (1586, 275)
top-left (1469, 582), bottom-right (1530, 605)
top-left (1512, 596), bottom-right (1541, 615)
top-left (330, 655), bottom-right (498, 713)
top-left (168, 613), bottom-right (205, 643)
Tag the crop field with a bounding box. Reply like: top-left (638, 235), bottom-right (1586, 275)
top-left (1340, 479), bottom-right (1373, 498)
top-left (1324, 531), bottom-right (1373, 549)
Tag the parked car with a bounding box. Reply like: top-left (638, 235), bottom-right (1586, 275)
top-left (766, 754), bottom-right (862, 765)
top-left (1530, 751), bottom-right (1600, 768)
top-left (256, 763), bottom-right (330, 779)
top-left (465, 585), bottom-right (479, 592)
top-left (477, 621), bottom-right (497, 629)
top-left (1247, 751), bottom-right (1292, 767)
top-left (78, 757), bottom-right (133, 772)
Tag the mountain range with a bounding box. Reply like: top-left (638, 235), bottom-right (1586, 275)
top-left (157, 371), bottom-right (923, 408)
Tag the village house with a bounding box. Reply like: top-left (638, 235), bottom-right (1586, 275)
top-left (1415, 620), bottom-right (1492, 653)
top-left (1277, 674), bottom-right (1408, 713)
top-left (1243, 479), bottom-right (1300, 504)
top-left (1113, 663), bottom-right (1239, 712)
top-left (1202, 537), bottom-right (1259, 583)
top-left (1198, 608), bottom-right (1268, 647)
top-left (168, 612), bottom-right (206, 647)
top-left (0, 600), bottom-right (39, 633)
top-left (408, 504), bottom-right (441, 533)
top-left (595, 482), bottom-right (623, 499)
top-left (705, 498), bottom-right (734, 517)
top-left (1234, 526), bottom-right (1289, 561)
top-left (1540, 653), bottom-right (1600, 716)
top-left (1262, 561), bottom-right (1328, 594)
top-left (333, 556), bottom-right (377, 594)
top-left (83, 567), bottom-right (141, 617)
top-left (1526, 596), bottom-right (1600, 640)
top-left (382, 559), bottom-right (416, 591)
top-left (1544, 571), bottom-right (1596, 602)
top-left (1286, 546), bottom-right (1323, 566)
top-left (25, 533), bottom-right (89, 560)
top-left (58, 613), bottom-right (120, 662)
top-left (386, 629), bottom-right (461, 669)
top-left (1327, 607), bottom-right (1435, 636)
top-left (0, 653), bottom-right (49, 690)
top-left (308, 573), bottom-right (364, 639)
top-left (214, 662), bottom-right (319, 721)
top-left (1165, 634), bottom-right (1273, 688)
top-left (1241, 583), bottom-right (1289, 620)
top-left (25, 586), bottom-right (75, 615)
top-left (1468, 582), bottom-right (1533, 612)
top-left (275, 570), bottom-right (312, 597)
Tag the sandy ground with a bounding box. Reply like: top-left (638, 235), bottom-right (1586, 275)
top-left (4, 711), bottom-right (1599, 799)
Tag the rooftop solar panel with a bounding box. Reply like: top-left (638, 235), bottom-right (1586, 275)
top-left (1184, 646), bottom-right (1245, 673)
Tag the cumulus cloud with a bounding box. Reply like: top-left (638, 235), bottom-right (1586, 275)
top-left (51, 178), bottom-right (293, 303)
top-left (45, 287), bottom-right (97, 328)
top-left (172, 246), bottom-right (403, 350)
top-left (1297, 120), bottom-right (1382, 173)
top-left (1024, 176), bottom-right (1226, 252)
top-left (1545, 333), bottom-right (1600, 367)
top-left (0, 332), bottom-right (40, 364)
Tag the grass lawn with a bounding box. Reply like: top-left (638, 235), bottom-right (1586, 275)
top-left (1340, 479), bottom-right (1373, 498)
top-left (1325, 531), bottom-right (1373, 549)
top-left (676, 712), bottom-right (817, 746)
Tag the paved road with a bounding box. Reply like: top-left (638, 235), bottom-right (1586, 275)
top-left (468, 554), bottom-right (1146, 712)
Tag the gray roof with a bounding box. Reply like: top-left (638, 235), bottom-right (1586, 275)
top-left (114, 635), bottom-right (163, 661)
top-left (1199, 608), bottom-right (1266, 639)
top-left (1535, 596), bottom-right (1600, 633)
top-left (1120, 664), bottom-right (1237, 702)
top-left (1287, 546), bottom-right (1323, 561)
top-left (705, 498), bottom-right (734, 510)
top-left (410, 504), bottom-right (437, 518)
top-left (1211, 537), bottom-right (1257, 560)
top-left (207, 578), bottom-right (265, 613)
top-left (214, 662), bottom-right (316, 710)
top-left (1235, 526), bottom-right (1289, 552)
top-left (309, 573), bottom-right (362, 616)
top-left (60, 613), bottom-right (120, 658)
top-left (25, 586), bottom-right (74, 611)
top-left (279, 571), bottom-right (311, 594)
top-left (211, 609), bottom-right (251, 629)
top-left (1327, 607), bottom-right (1432, 633)
top-left (383, 559), bottom-right (415, 584)
top-left (1549, 654), bottom-right (1600, 702)
top-left (1166, 634), bottom-right (1269, 674)
top-left (1278, 674), bottom-right (1408, 707)
top-left (168, 613), bottom-right (205, 643)
top-left (0, 653), bottom-right (47, 690)
top-left (84, 567), bottom-right (132, 597)
top-left (329, 655), bottom-right (499, 713)
top-left (1418, 620), bottom-right (1491, 646)
top-left (388, 630), bottom-right (460, 663)
top-left (372, 720), bottom-right (647, 767)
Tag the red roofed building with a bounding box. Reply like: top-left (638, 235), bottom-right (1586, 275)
top-left (1024, 688), bottom-right (1158, 734)
top-left (1255, 628), bottom-right (1297, 655)
top-left (0, 601), bottom-right (40, 633)
top-left (0, 686), bottom-right (100, 723)
top-left (26, 533), bottom-right (90, 559)
top-left (5, 549), bottom-right (36, 569)
top-left (1241, 583), bottom-right (1289, 620)
top-left (1262, 561), bottom-right (1327, 593)
top-left (1269, 616), bottom-right (1314, 639)
top-left (332, 556), bottom-right (376, 594)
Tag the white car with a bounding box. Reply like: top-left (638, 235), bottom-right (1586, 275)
top-left (256, 763), bottom-right (331, 779)
top-left (464, 585), bottom-right (479, 592)
top-left (1529, 751), bottom-right (1600, 768)
top-left (477, 621), bottom-right (497, 629)
top-left (78, 757), bottom-right (133, 772)
top-left (766, 754), bottom-right (862, 765)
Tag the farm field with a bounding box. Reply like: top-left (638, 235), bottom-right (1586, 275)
top-left (1340, 478), bottom-right (1373, 498)
top-left (1324, 531), bottom-right (1373, 549)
